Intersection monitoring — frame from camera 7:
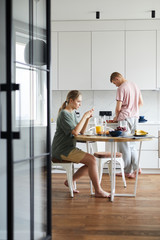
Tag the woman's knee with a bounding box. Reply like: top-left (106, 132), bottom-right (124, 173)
top-left (88, 154), bottom-right (97, 165)
top-left (80, 153), bottom-right (96, 166)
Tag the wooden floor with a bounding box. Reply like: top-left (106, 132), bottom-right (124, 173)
top-left (52, 173), bottom-right (160, 240)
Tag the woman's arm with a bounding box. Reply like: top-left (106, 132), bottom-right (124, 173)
top-left (72, 109), bottom-right (94, 136)
top-left (80, 118), bottom-right (90, 134)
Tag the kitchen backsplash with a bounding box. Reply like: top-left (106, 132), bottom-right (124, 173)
top-left (51, 90), bottom-right (160, 122)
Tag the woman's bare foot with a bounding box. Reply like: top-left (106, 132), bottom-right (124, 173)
top-left (64, 180), bottom-right (79, 193)
top-left (95, 189), bottom-right (111, 198)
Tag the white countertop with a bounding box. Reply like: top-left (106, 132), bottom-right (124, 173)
top-left (138, 121), bottom-right (160, 125)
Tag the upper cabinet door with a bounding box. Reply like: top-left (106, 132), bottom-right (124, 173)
top-left (157, 31), bottom-right (160, 89)
top-left (126, 31), bottom-right (156, 90)
top-left (58, 32), bottom-right (91, 90)
top-left (92, 31), bottom-right (125, 90)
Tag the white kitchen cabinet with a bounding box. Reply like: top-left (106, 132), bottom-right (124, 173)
top-left (140, 151), bottom-right (158, 169)
top-left (52, 29), bottom-right (158, 90)
top-left (58, 32), bottom-right (91, 90)
top-left (126, 31), bottom-right (156, 90)
top-left (137, 124), bottom-right (159, 169)
top-left (51, 32), bottom-right (58, 90)
top-left (157, 31), bottom-right (160, 89)
top-left (92, 31), bottom-right (125, 90)
top-left (137, 124), bottom-right (158, 150)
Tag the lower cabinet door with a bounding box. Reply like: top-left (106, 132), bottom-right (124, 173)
top-left (140, 151), bottom-right (158, 168)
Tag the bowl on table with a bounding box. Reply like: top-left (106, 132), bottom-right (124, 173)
top-left (109, 130), bottom-right (122, 137)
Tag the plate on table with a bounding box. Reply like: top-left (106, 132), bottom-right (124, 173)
top-left (133, 133), bottom-right (148, 137)
top-left (84, 132), bottom-right (94, 136)
top-left (134, 129), bottom-right (148, 137)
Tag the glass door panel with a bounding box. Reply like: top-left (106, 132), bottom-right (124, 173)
top-left (34, 70), bottom-right (47, 156)
top-left (34, 156), bottom-right (47, 239)
top-left (0, 0), bottom-right (7, 238)
top-left (12, 0), bottom-right (31, 161)
top-left (0, 97), bottom-right (7, 239)
top-left (11, 0), bottom-right (51, 239)
top-left (12, 0), bottom-right (32, 238)
top-left (0, 139), bottom-right (7, 240)
top-left (14, 161), bottom-right (30, 240)
top-left (33, 0), bottom-right (47, 71)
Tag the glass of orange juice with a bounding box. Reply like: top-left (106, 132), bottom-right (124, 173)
top-left (96, 125), bottom-right (102, 134)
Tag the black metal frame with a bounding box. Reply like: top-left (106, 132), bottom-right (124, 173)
top-left (4, 0), bottom-right (51, 239)
top-left (29, 1), bottom-right (35, 239)
top-left (46, 0), bottom-right (52, 237)
top-left (5, 0), bottom-right (14, 239)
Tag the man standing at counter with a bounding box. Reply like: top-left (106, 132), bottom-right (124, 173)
top-left (110, 72), bottom-right (143, 178)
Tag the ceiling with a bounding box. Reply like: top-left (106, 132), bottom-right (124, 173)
top-left (51, 0), bottom-right (160, 21)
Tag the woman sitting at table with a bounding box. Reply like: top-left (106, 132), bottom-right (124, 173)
top-left (52, 90), bottom-right (110, 198)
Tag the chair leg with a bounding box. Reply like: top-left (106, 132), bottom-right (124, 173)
top-left (120, 162), bottom-right (127, 188)
top-left (66, 165), bottom-right (74, 198)
top-left (72, 164), bottom-right (77, 190)
top-left (107, 162), bottom-right (112, 181)
top-left (108, 160), bottom-right (127, 187)
top-left (98, 159), bottom-right (104, 184)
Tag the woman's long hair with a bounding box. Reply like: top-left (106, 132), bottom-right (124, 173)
top-left (58, 90), bottom-right (81, 114)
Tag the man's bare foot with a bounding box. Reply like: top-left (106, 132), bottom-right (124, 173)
top-left (116, 173), bottom-right (122, 177)
top-left (127, 168), bottom-right (142, 179)
top-left (64, 180), bottom-right (79, 193)
top-left (126, 172), bottom-right (136, 179)
top-left (95, 190), bottom-right (111, 198)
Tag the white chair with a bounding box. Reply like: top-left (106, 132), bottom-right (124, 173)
top-left (77, 140), bottom-right (95, 195)
top-left (51, 158), bottom-right (76, 198)
top-left (51, 141), bottom-right (94, 197)
top-left (94, 151), bottom-right (127, 188)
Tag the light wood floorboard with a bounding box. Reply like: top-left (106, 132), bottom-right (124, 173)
top-left (52, 173), bottom-right (160, 240)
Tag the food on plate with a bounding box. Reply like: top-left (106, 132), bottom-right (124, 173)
top-left (115, 126), bottom-right (127, 131)
top-left (97, 130), bottom-right (110, 135)
top-left (106, 120), bottom-right (118, 123)
top-left (97, 131), bottom-right (104, 135)
top-left (134, 130), bottom-right (148, 136)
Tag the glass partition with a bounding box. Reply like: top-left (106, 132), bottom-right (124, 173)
top-left (0, 0), bottom-right (51, 239)
top-left (0, 0), bottom-right (7, 239)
